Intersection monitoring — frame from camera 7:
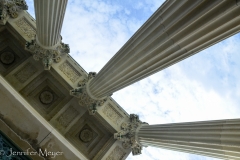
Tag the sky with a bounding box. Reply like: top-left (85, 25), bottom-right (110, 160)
top-left (25, 0), bottom-right (240, 160)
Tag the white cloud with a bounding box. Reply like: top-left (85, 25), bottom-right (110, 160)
top-left (25, 0), bottom-right (240, 159)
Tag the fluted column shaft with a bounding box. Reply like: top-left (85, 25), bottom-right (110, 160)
top-left (88, 0), bottom-right (240, 98)
top-left (34, 0), bottom-right (67, 48)
top-left (137, 119), bottom-right (240, 159)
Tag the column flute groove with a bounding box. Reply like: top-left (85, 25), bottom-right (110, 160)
top-left (87, 0), bottom-right (240, 99)
top-left (114, 115), bottom-right (240, 159)
top-left (137, 119), bottom-right (240, 159)
top-left (34, 0), bottom-right (67, 47)
top-left (26, 0), bottom-right (69, 70)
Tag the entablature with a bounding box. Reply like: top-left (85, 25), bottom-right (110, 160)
top-left (0, 9), bottom-right (131, 159)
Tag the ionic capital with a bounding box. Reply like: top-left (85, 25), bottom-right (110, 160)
top-left (0, 0), bottom-right (28, 25)
top-left (114, 114), bottom-right (148, 155)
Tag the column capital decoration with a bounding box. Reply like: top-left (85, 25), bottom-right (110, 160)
top-left (25, 39), bottom-right (70, 70)
top-left (70, 72), bottom-right (107, 115)
top-left (114, 114), bottom-right (148, 156)
top-left (0, 0), bottom-right (28, 25)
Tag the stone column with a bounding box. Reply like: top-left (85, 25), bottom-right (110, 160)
top-left (138, 119), bottom-right (240, 159)
top-left (34, 0), bottom-right (67, 47)
top-left (87, 0), bottom-right (240, 99)
top-left (26, 0), bottom-right (69, 70)
top-left (115, 115), bottom-right (240, 159)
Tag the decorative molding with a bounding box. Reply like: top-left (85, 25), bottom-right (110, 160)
top-left (70, 72), bottom-right (107, 115)
top-left (59, 61), bottom-right (81, 83)
top-left (77, 88), bottom-right (96, 107)
top-left (103, 104), bottom-right (123, 125)
top-left (57, 106), bottom-right (78, 128)
top-left (39, 90), bottom-right (54, 105)
top-left (0, 0), bottom-right (28, 25)
top-left (79, 129), bottom-right (93, 143)
top-left (114, 114), bottom-right (148, 155)
top-left (106, 146), bottom-right (126, 160)
top-left (14, 63), bottom-right (37, 83)
top-left (15, 18), bottom-right (36, 39)
top-left (73, 87), bottom-right (106, 115)
top-left (25, 39), bottom-right (70, 70)
top-left (0, 51), bottom-right (15, 65)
